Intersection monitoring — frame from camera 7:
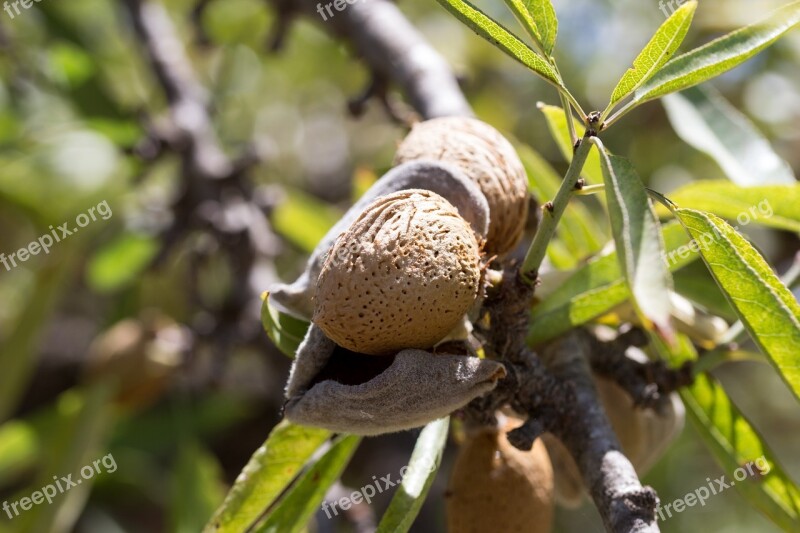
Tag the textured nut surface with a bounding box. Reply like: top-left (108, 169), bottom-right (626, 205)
top-left (394, 117), bottom-right (529, 255)
top-left (447, 421), bottom-right (554, 533)
top-left (313, 189), bottom-right (482, 355)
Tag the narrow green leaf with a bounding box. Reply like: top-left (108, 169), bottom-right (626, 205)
top-left (596, 150), bottom-right (675, 341)
top-left (205, 421), bottom-right (331, 533)
top-left (377, 418), bottom-right (449, 533)
top-left (674, 208), bottom-right (800, 403)
top-left (673, 262), bottom-right (737, 322)
top-left (503, 0), bottom-right (558, 55)
top-left (539, 104), bottom-right (605, 187)
top-left (528, 0), bottom-right (557, 54)
top-left (634, 1), bottom-right (800, 106)
top-left (529, 222), bottom-right (693, 346)
top-left (657, 181), bottom-right (800, 233)
top-left (518, 144), bottom-right (605, 267)
top-left (663, 85), bottom-right (796, 186)
top-left (606, 1), bottom-right (696, 111)
top-left (261, 292), bottom-right (310, 359)
top-left (434, 0), bottom-right (564, 88)
top-left (254, 435), bottom-right (361, 533)
top-left (503, 0), bottom-right (542, 44)
top-left (655, 335), bottom-right (800, 531)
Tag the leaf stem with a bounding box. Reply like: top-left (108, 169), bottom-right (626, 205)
top-left (520, 127), bottom-right (596, 284)
top-left (601, 97), bottom-right (637, 130)
top-left (550, 62), bottom-right (579, 144)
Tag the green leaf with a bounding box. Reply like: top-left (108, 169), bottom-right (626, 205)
top-left (655, 335), bottom-right (800, 531)
top-left (662, 85), bottom-right (796, 186)
top-left (596, 150), bottom-right (675, 341)
top-left (254, 434), bottom-right (361, 533)
top-left (529, 222), bottom-right (693, 346)
top-left (657, 181), bottom-right (800, 233)
top-left (86, 232), bottom-right (159, 293)
top-left (503, 0), bottom-right (558, 55)
top-left (377, 418), bottom-right (449, 533)
top-left (539, 104), bottom-right (604, 187)
top-left (519, 145), bottom-right (605, 268)
top-left (674, 208), bottom-right (800, 403)
top-left (673, 261), bottom-right (737, 322)
top-left (606, 1), bottom-right (696, 112)
top-left (205, 421), bottom-right (332, 533)
top-left (272, 189), bottom-right (340, 253)
top-left (633, 1), bottom-right (800, 106)
top-left (434, 0), bottom-right (564, 89)
top-left (261, 292), bottom-right (310, 359)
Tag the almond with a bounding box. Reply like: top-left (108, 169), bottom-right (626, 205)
top-left (313, 189), bottom-right (482, 355)
top-left (394, 117), bottom-right (529, 255)
top-left (447, 419), bottom-right (554, 533)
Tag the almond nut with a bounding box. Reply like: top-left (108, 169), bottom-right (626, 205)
top-left (394, 117), bottom-right (529, 255)
top-left (447, 419), bottom-right (554, 533)
top-left (313, 189), bottom-right (482, 355)
top-left (270, 161), bottom-right (490, 320)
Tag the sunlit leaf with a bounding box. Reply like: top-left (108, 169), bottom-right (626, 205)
top-left (205, 421), bottom-right (331, 533)
top-left (529, 222), bottom-right (693, 345)
top-left (596, 150), bottom-right (675, 342)
top-left (633, 1), bottom-right (800, 106)
top-left (503, 0), bottom-right (558, 55)
top-left (434, 0), bottom-right (564, 89)
top-left (377, 418), bottom-right (449, 533)
top-left (260, 292), bottom-right (310, 359)
top-left (662, 85), bottom-right (796, 186)
top-left (674, 208), bottom-right (800, 403)
top-left (657, 181), bottom-right (800, 233)
top-left (606, 1), bottom-right (696, 111)
top-left (673, 262), bottom-right (737, 322)
top-left (253, 434), bottom-right (361, 533)
top-left (655, 335), bottom-right (800, 531)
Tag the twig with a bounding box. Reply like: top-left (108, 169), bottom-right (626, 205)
top-left (584, 328), bottom-right (693, 413)
top-left (287, 0), bottom-right (473, 119)
top-left (520, 114), bottom-right (600, 285)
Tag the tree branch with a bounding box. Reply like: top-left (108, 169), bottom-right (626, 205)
top-left (288, 0), bottom-right (474, 119)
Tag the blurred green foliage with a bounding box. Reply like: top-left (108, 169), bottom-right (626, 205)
top-left (0, 0), bottom-right (799, 532)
